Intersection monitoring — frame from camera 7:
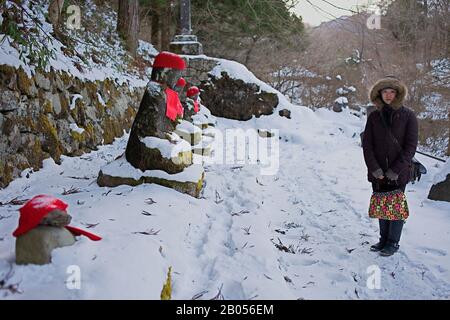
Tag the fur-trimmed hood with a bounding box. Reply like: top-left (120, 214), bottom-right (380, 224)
top-left (369, 76), bottom-right (408, 110)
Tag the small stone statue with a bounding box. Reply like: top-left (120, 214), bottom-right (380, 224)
top-left (13, 195), bottom-right (101, 265)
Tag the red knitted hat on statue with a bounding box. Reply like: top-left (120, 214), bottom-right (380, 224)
top-left (13, 195), bottom-right (102, 241)
top-left (176, 77), bottom-right (186, 88)
top-left (186, 86), bottom-right (200, 97)
top-left (152, 51), bottom-right (186, 70)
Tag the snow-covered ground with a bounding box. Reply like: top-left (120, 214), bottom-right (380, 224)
top-left (1, 102), bottom-right (449, 299)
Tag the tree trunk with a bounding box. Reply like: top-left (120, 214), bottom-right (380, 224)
top-left (48, 0), bottom-right (64, 30)
top-left (160, 2), bottom-right (173, 51)
top-left (117, 0), bottom-right (139, 57)
top-left (151, 7), bottom-right (161, 50)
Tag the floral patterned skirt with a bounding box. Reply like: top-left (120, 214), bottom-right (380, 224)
top-left (369, 189), bottom-right (409, 220)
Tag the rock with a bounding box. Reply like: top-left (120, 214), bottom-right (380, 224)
top-left (35, 72), bottom-right (51, 91)
top-left (97, 157), bottom-right (204, 198)
top-left (175, 120), bottom-right (203, 146)
top-left (0, 64), bottom-right (18, 90)
top-left (15, 226), bottom-right (76, 265)
top-left (0, 88), bottom-right (20, 113)
top-left (428, 174), bottom-right (450, 202)
top-left (257, 129), bottom-right (275, 138)
top-left (170, 35), bottom-right (203, 55)
top-left (279, 109), bottom-right (291, 119)
top-left (199, 72), bottom-right (278, 121)
top-left (16, 67), bottom-right (37, 97)
top-left (333, 104), bottom-right (343, 112)
top-left (40, 209), bottom-right (72, 227)
top-left (51, 93), bottom-right (62, 115)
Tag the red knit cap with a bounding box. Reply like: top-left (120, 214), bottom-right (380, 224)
top-left (176, 77), bottom-right (186, 88)
top-left (153, 51), bottom-right (186, 70)
top-left (186, 86), bottom-right (200, 98)
top-left (13, 195), bottom-right (101, 241)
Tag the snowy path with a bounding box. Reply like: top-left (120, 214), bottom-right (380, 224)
top-left (1, 107), bottom-right (449, 299)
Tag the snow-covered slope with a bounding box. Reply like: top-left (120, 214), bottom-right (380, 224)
top-left (1, 86), bottom-right (449, 299)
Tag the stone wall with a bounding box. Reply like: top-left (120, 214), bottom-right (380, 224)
top-left (0, 64), bottom-right (144, 188)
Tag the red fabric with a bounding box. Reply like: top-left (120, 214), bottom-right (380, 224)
top-left (13, 194), bottom-right (102, 241)
top-left (194, 101), bottom-right (200, 113)
top-left (165, 88), bottom-right (181, 121)
top-left (176, 77), bottom-right (186, 88)
top-left (65, 226), bottom-right (102, 241)
top-left (152, 51), bottom-right (185, 70)
top-left (13, 195), bottom-right (68, 237)
top-left (186, 86), bottom-right (200, 98)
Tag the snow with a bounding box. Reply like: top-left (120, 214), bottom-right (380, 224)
top-left (140, 133), bottom-right (192, 159)
top-left (25, 195), bottom-right (62, 210)
top-left (176, 120), bottom-right (202, 135)
top-left (100, 154), bottom-right (204, 183)
top-left (69, 94), bottom-right (83, 111)
top-left (69, 123), bottom-right (85, 135)
top-left (418, 93), bottom-right (449, 121)
top-left (335, 97), bottom-right (348, 105)
top-left (336, 75), bottom-right (343, 81)
top-left (1, 30), bottom-right (450, 299)
top-left (96, 93), bottom-right (106, 107)
top-left (1, 88), bottom-right (449, 299)
top-left (432, 160), bottom-right (450, 184)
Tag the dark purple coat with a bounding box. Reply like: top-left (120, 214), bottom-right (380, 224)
top-left (362, 106), bottom-right (418, 186)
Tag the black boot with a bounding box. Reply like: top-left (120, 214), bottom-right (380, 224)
top-left (370, 219), bottom-right (389, 252)
top-left (380, 220), bottom-right (404, 256)
top-left (380, 241), bottom-right (400, 256)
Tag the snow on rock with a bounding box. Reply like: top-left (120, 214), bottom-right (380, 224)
top-left (0, 0), bottom-right (147, 89)
top-left (69, 94), bottom-right (83, 111)
top-left (432, 160), bottom-right (450, 184)
top-left (69, 123), bottom-right (85, 135)
top-left (335, 96), bottom-right (348, 104)
top-left (100, 155), bottom-right (204, 183)
top-left (140, 134), bottom-right (192, 159)
top-left (176, 120), bottom-right (202, 135)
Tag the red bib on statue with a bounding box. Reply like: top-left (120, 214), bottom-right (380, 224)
top-left (165, 88), bottom-right (180, 121)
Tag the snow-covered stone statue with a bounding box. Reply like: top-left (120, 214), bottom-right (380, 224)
top-left (13, 195), bottom-right (101, 265)
top-left (124, 52), bottom-right (191, 173)
top-left (186, 86), bottom-right (217, 130)
top-left (97, 52), bottom-right (204, 197)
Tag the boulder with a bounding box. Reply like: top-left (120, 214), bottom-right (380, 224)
top-left (279, 109), bottom-right (291, 119)
top-left (199, 72), bottom-right (278, 121)
top-left (428, 174), bottom-right (450, 202)
top-left (97, 156), bottom-right (204, 198)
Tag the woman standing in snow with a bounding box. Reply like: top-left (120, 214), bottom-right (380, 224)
top-left (362, 76), bottom-right (418, 256)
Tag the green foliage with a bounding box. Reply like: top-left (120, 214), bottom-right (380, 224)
top-left (0, 1), bottom-right (56, 71)
top-left (192, 0), bottom-right (304, 40)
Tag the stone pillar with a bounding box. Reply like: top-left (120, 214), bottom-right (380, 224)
top-left (180, 0), bottom-right (191, 35)
top-left (170, 0), bottom-right (203, 55)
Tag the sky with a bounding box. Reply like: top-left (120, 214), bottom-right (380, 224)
top-left (294, 0), bottom-right (379, 27)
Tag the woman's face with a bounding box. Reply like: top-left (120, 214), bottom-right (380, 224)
top-left (381, 88), bottom-right (397, 105)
